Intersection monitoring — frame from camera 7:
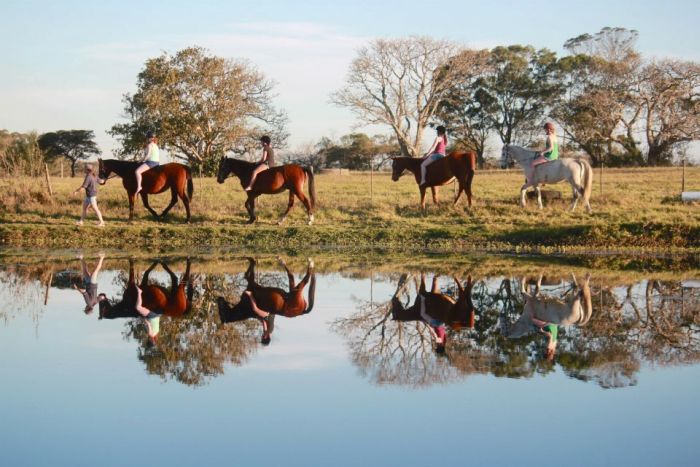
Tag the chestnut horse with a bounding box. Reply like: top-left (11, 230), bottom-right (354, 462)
top-left (98, 159), bottom-right (194, 222)
top-left (216, 158), bottom-right (316, 225)
top-left (391, 151), bottom-right (476, 209)
top-left (391, 273), bottom-right (476, 331)
top-left (217, 257), bottom-right (316, 344)
top-left (98, 259), bottom-right (193, 320)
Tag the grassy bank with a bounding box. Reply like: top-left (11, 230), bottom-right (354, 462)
top-left (1, 166), bottom-right (699, 252)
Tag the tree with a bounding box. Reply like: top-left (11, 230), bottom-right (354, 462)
top-left (109, 46), bottom-right (287, 174)
top-left (38, 130), bottom-right (100, 177)
top-left (0, 130), bottom-right (44, 177)
top-left (435, 49), bottom-right (493, 167)
top-left (638, 59), bottom-right (700, 166)
top-left (555, 28), bottom-right (643, 166)
top-left (475, 45), bottom-right (564, 147)
top-left (322, 133), bottom-right (400, 170)
top-left (331, 36), bottom-right (470, 158)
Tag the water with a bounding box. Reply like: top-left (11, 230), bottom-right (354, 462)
top-left (0, 251), bottom-right (698, 467)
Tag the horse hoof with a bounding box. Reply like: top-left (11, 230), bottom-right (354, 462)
top-left (308, 258), bottom-right (314, 268)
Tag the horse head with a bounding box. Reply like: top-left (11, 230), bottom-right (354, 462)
top-left (450, 276), bottom-right (476, 330)
top-left (390, 157), bottom-right (406, 181)
top-left (97, 158), bottom-right (110, 180)
top-left (500, 145), bottom-right (511, 169)
top-left (216, 157), bottom-right (230, 184)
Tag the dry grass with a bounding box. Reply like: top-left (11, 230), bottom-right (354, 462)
top-left (1, 166), bottom-right (699, 251)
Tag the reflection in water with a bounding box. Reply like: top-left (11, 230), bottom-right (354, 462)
top-left (217, 257), bottom-right (316, 345)
top-left (334, 272), bottom-right (700, 389)
top-left (2, 255), bottom-right (700, 389)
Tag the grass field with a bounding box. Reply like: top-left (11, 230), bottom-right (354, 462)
top-left (1, 166), bottom-right (699, 252)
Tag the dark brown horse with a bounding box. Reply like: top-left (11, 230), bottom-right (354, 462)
top-left (217, 257), bottom-right (316, 343)
top-left (391, 274), bottom-right (476, 331)
top-left (391, 150), bottom-right (476, 209)
top-left (216, 158), bottom-right (316, 225)
top-left (98, 259), bottom-right (194, 320)
top-left (98, 159), bottom-right (194, 222)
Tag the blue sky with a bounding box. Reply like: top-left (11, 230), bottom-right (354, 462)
top-left (1, 0), bottom-right (698, 157)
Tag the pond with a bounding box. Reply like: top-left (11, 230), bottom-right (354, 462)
top-left (0, 251), bottom-right (698, 467)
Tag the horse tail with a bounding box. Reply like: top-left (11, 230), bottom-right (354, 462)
top-left (305, 273), bottom-right (316, 314)
top-left (580, 159), bottom-right (593, 205)
top-left (578, 273), bottom-right (593, 326)
top-left (186, 167), bottom-right (194, 200)
top-left (304, 167), bottom-right (316, 209)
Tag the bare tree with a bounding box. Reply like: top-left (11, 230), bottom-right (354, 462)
top-left (331, 36), bottom-right (470, 158)
top-left (638, 59), bottom-right (700, 165)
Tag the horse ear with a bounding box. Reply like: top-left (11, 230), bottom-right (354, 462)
top-left (453, 276), bottom-right (464, 295)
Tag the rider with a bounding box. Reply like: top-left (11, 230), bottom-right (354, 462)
top-left (244, 135), bottom-right (275, 191)
top-left (420, 126), bottom-right (447, 186)
top-left (532, 316), bottom-right (558, 361)
top-left (135, 131), bottom-right (160, 195)
top-left (528, 122), bottom-right (559, 183)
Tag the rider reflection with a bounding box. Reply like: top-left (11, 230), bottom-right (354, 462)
top-left (217, 257), bottom-right (316, 346)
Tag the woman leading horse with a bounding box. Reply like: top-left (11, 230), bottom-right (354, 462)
top-left (98, 158), bottom-right (194, 222)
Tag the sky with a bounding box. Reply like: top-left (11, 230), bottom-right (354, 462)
top-left (1, 0), bottom-right (699, 158)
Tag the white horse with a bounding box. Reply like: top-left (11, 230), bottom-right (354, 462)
top-left (500, 144), bottom-right (593, 212)
top-left (507, 273), bottom-right (593, 338)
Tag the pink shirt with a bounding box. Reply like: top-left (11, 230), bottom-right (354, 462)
top-left (435, 137), bottom-right (446, 155)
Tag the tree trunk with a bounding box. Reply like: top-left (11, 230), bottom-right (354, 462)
top-left (70, 158), bottom-right (77, 177)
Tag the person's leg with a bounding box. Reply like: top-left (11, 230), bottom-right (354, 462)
top-left (420, 158), bottom-right (432, 185)
top-left (89, 197), bottom-right (104, 226)
top-left (135, 164), bottom-right (149, 194)
top-left (90, 253), bottom-right (105, 283)
top-left (245, 165), bottom-right (266, 191)
top-left (244, 290), bottom-right (269, 319)
top-left (78, 198), bottom-right (89, 225)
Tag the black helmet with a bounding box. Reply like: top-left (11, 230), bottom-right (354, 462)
top-left (146, 131), bottom-right (156, 139)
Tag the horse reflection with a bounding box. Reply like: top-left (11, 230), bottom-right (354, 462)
top-left (98, 259), bottom-right (193, 323)
top-left (391, 273), bottom-right (476, 353)
top-left (217, 257), bottom-right (316, 345)
top-left (508, 273), bottom-right (592, 359)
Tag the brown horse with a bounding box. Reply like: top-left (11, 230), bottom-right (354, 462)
top-left (216, 158), bottom-right (316, 225)
top-left (98, 259), bottom-right (193, 320)
top-left (217, 257), bottom-right (316, 343)
top-left (391, 274), bottom-right (476, 331)
top-left (391, 150), bottom-right (476, 209)
top-left (98, 159), bottom-right (194, 222)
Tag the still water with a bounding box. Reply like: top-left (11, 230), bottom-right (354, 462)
top-left (1, 251), bottom-right (698, 467)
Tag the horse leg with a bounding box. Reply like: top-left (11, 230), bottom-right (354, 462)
top-left (293, 183), bottom-right (314, 225)
top-left (453, 179), bottom-right (463, 205)
top-left (278, 191), bottom-right (295, 225)
top-left (278, 256), bottom-right (296, 288)
top-left (536, 186), bottom-right (543, 210)
top-left (520, 184), bottom-right (529, 208)
top-left (419, 186), bottom-right (427, 210)
top-left (570, 183), bottom-right (580, 211)
top-left (431, 186), bottom-right (439, 205)
top-left (159, 187), bottom-right (179, 219)
top-left (128, 193), bottom-right (136, 222)
top-left (245, 196), bottom-right (257, 223)
top-left (141, 193), bottom-right (160, 219)
top-left (465, 172), bottom-right (474, 208)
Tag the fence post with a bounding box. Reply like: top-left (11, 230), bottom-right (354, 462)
top-left (682, 158), bottom-right (686, 194)
top-left (44, 163), bottom-right (53, 198)
top-left (599, 161), bottom-right (603, 196)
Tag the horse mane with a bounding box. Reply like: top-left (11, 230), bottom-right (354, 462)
top-left (102, 159), bottom-right (141, 170)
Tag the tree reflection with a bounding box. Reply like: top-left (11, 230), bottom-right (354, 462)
top-left (102, 258), bottom-right (259, 386)
top-left (336, 272), bottom-right (700, 388)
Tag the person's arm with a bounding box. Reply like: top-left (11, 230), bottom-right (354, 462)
top-left (424, 137), bottom-right (439, 158)
top-left (73, 176), bottom-right (87, 195)
top-left (540, 135), bottom-right (553, 157)
top-left (260, 147), bottom-right (269, 164)
top-left (140, 143), bottom-right (153, 163)
top-left (531, 317), bottom-right (548, 328)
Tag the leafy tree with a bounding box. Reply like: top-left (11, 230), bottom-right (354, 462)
top-left (435, 49), bottom-right (493, 167)
top-left (0, 130), bottom-right (44, 177)
top-left (331, 36), bottom-right (472, 158)
top-left (323, 133), bottom-right (400, 170)
top-left (37, 130), bottom-right (100, 177)
top-left (478, 45), bottom-right (564, 146)
top-left (109, 46), bottom-right (287, 174)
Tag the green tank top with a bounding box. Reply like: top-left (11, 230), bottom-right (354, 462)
top-left (545, 137), bottom-right (558, 161)
top-left (543, 323), bottom-right (558, 342)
